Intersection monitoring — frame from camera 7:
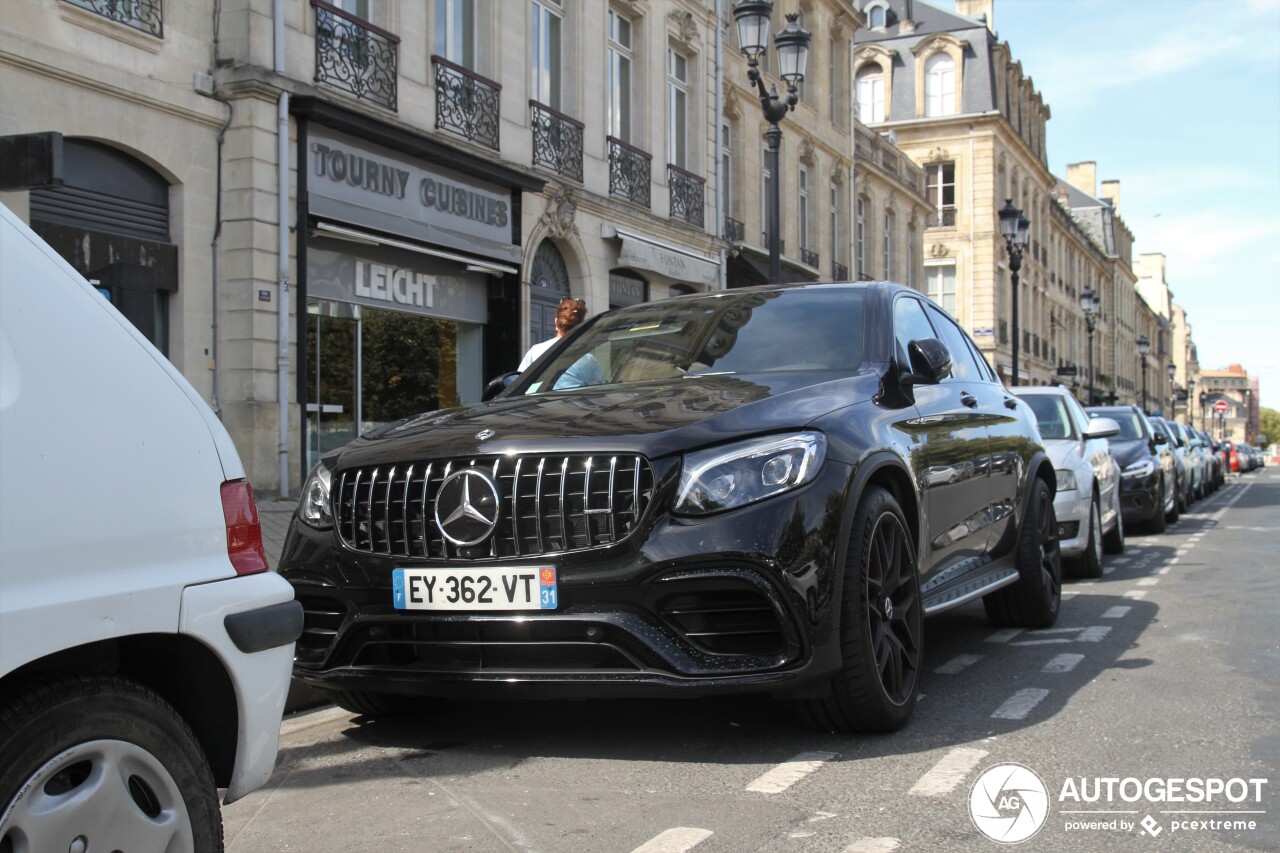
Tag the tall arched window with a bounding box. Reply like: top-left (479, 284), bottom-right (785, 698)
top-left (856, 66), bottom-right (885, 123)
top-left (924, 53), bottom-right (956, 117)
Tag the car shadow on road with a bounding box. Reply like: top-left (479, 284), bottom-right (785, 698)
top-left (262, 573), bottom-right (1166, 791)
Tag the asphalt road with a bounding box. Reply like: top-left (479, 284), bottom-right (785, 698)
top-left (225, 469), bottom-right (1280, 853)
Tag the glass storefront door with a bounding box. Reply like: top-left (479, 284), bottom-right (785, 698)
top-left (305, 299), bottom-right (464, 472)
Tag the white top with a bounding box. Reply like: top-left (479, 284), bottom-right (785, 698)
top-left (518, 337), bottom-right (557, 371)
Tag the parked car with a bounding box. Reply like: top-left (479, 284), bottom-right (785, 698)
top-left (1149, 416), bottom-right (1191, 514)
top-left (1166, 420), bottom-right (1208, 501)
top-left (1180, 423), bottom-right (1215, 499)
top-left (1086, 406), bottom-right (1178, 533)
top-left (1012, 386), bottom-right (1123, 578)
top-left (0, 203), bottom-right (302, 852)
top-left (1197, 430), bottom-right (1224, 491)
top-left (1222, 439), bottom-right (1241, 473)
top-left (281, 282), bottom-right (1061, 734)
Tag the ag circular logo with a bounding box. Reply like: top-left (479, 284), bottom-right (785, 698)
top-left (434, 468), bottom-right (501, 546)
top-left (969, 763), bottom-right (1050, 844)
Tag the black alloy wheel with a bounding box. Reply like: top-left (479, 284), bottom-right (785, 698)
top-left (984, 478), bottom-right (1061, 629)
top-left (789, 486), bottom-right (922, 734)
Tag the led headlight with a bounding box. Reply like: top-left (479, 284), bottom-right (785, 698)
top-left (1121, 459), bottom-right (1156, 480)
top-left (299, 461), bottom-right (334, 529)
top-left (1055, 469), bottom-right (1078, 492)
top-left (674, 432), bottom-right (826, 516)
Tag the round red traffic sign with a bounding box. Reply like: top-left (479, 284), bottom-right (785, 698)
top-left (1214, 400), bottom-right (1229, 413)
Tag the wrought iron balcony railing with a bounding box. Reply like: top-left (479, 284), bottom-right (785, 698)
top-left (724, 216), bottom-right (745, 242)
top-left (62, 0), bottom-right (162, 36)
top-left (801, 248), bottom-right (819, 268)
top-left (762, 235), bottom-right (786, 254)
top-left (530, 101), bottom-right (583, 182)
top-left (926, 207), bottom-right (957, 228)
top-left (313, 1), bottom-right (398, 110)
top-left (609, 137), bottom-right (651, 209)
top-left (667, 165), bottom-right (705, 229)
top-left (433, 56), bottom-right (500, 150)
top-left (833, 262), bottom-right (849, 281)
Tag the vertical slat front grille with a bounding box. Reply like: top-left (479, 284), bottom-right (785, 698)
top-left (336, 455), bottom-right (654, 560)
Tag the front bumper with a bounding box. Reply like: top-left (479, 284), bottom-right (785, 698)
top-left (1119, 473), bottom-right (1162, 523)
top-left (280, 462), bottom-right (853, 699)
top-left (1054, 488), bottom-right (1092, 557)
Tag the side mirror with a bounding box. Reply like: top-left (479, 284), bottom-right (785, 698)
top-left (902, 338), bottom-right (952, 386)
top-left (1083, 416), bottom-right (1120, 440)
top-left (1152, 431), bottom-right (1168, 446)
top-left (482, 371), bottom-right (520, 401)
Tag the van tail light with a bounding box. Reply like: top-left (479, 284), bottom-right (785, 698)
top-left (221, 479), bottom-right (270, 575)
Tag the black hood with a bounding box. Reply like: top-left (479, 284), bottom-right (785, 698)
top-left (1107, 438), bottom-right (1155, 469)
top-left (330, 371), bottom-right (881, 468)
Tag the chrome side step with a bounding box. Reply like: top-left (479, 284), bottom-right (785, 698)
top-left (922, 567), bottom-right (1020, 615)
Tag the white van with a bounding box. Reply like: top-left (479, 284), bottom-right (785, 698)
top-left (0, 203), bottom-right (301, 851)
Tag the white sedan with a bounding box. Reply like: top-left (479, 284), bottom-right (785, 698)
top-left (1012, 386), bottom-right (1123, 578)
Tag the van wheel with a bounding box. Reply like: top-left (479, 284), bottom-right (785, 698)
top-left (330, 689), bottom-right (418, 717)
top-left (984, 478), bottom-right (1061, 628)
top-left (789, 486), bottom-right (922, 733)
top-left (1102, 506), bottom-right (1125, 555)
top-left (0, 673), bottom-right (221, 853)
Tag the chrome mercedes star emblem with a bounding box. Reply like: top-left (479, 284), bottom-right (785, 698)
top-left (475, 428), bottom-right (495, 441)
top-left (434, 468), bottom-right (501, 546)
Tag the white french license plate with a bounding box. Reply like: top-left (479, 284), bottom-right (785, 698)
top-left (392, 566), bottom-right (558, 611)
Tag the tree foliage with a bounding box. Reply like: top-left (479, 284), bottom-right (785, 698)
top-left (1259, 407), bottom-right (1279, 449)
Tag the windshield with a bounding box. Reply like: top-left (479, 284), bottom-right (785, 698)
top-left (1092, 410), bottom-right (1146, 441)
top-left (1021, 394), bottom-right (1077, 441)
top-left (521, 288), bottom-right (866, 395)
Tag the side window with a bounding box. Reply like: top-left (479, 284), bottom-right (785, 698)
top-left (893, 295), bottom-right (936, 365)
top-left (1063, 393), bottom-right (1090, 434)
top-left (963, 336), bottom-right (996, 383)
top-left (924, 305), bottom-right (982, 382)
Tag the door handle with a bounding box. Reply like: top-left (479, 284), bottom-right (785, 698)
top-left (960, 392), bottom-right (979, 408)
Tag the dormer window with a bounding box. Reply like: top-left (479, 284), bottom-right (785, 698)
top-left (864, 1), bottom-right (890, 30)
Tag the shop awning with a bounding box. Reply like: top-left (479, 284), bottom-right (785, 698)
top-left (602, 226), bottom-right (719, 286)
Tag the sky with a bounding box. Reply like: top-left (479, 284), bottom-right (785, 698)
top-left (986, 0), bottom-right (1280, 411)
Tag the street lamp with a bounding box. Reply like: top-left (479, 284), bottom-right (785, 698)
top-left (1187, 378), bottom-right (1196, 427)
top-left (733, 1), bottom-right (810, 283)
top-left (1199, 390), bottom-right (1208, 431)
top-left (999, 199), bottom-right (1031, 386)
top-left (1079, 286), bottom-right (1101, 405)
top-left (1167, 361), bottom-right (1177, 418)
top-left (1137, 334), bottom-right (1150, 413)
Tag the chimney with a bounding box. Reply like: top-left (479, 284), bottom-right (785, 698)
top-left (1066, 161), bottom-right (1097, 197)
top-left (1100, 179), bottom-right (1120, 212)
top-left (901, 0), bottom-right (917, 32)
top-left (955, 0), bottom-right (994, 31)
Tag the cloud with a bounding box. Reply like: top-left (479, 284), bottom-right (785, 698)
top-left (1135, 214), bottom-right (1280, 279)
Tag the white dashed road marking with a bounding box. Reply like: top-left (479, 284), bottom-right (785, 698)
top-left (992, 688), bottom-right (1050, 720)
top-left (935, 654), bottom-right (983, 674)
top-left (986, 628), bottom-right (1023, 643)
top-left (746, 752), bottom-right (837, 794)
top-left (1043, 653), bottom-right (1086, 673)
top-left (844, 838), bottom-right (902, 853)
top-left (1123, 590), bottom-right (1149, 600)
top-left (1102, 606), bottom-right (1131, 619)
top-left (631, 828), bottom-right (714, 853)
top-left (1078, 626), bottom-right (1112, 642)
top-left (908, 747), bottom-right (990, 796)
top-left (1137, 577), bottom-right (1160, 586)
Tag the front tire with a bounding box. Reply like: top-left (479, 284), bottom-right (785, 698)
top-left (790, 486), bottom-right (923, 733)
top-left (1071, 498), bottom-right (1103, 579)
top-left (1146, 477), bottom-right (1168, 534)
top-left (0, 673), bottom-right (222, 853)
top-left (984, 478), bottom-right (1061, 628)
top-left (1102, 504), bottom-right (1125, 555)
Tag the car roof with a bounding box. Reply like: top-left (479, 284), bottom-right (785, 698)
top-left (1010, 385), bottom-right (1073, 396)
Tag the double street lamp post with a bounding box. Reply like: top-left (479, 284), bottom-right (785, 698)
top-left (998, 200), bottom-right (1031, 386)
top-left (1080, 287), bottom-right (1101, 405)
top-left (732, 1), bottom-right (810, 284)
top-left (1137, 334), bottom-right (1151, 413)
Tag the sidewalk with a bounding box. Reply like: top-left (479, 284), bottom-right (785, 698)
top-left (255, 495), bottom-right (332, 713)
